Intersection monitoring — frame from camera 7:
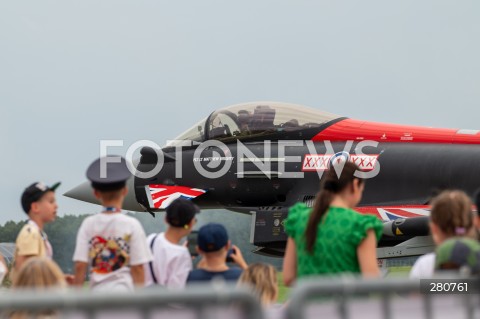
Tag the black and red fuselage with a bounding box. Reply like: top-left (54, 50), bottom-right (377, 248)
top-left (129, 102), bottom-right (480, 253)
top-left (65, 102), bottom-right (480, 256)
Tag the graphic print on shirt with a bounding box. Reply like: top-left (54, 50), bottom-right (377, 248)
top-left (89, 234), bottom-right (131, 274)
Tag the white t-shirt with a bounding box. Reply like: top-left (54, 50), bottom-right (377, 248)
top-left (73, 213), bottom-right (152, 292)
top-left (409, 252), bottom-right (435, 279)
top-left (144, 232), bottom-right (192, 289)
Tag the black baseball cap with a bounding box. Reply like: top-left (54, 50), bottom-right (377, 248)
top-left (197, 223), bottom-right (229, 252)
top-left (86, 156), bottom-right (131, 192)
top-left (166, 198), bottom-right (200, 228)
top-left (21, 182), bottom-right (61, 214)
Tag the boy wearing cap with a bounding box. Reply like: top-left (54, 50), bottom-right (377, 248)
top-left (14, 182), bottom-right (60, 272)
top-left (73, 156), bottom-right (152, 291)
top-left (144, 197), bottom-right (198, 289)
top-left (187, 223), bottom-right (248, 283)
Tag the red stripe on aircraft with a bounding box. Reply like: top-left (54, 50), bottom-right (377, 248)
top-left (313, 119), bottom-right (480, 144)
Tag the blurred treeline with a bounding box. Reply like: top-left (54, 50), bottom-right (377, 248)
top-left (0, 210), bottom-right (281, 274)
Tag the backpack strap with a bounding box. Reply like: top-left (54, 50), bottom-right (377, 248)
top-left (148, 234), bottom-right (159, 284)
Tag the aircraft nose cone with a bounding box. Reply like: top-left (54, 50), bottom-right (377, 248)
top-left (63, 181), bottom-right (99, 205)
top-left (64, 178), bottom-right (145, 212)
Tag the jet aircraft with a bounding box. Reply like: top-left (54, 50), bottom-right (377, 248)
top-left (65, 102), bottom-right (480, 258)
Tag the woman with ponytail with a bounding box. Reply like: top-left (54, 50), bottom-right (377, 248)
top-left (410, 190), bottom-right (477, 279)
top-left (282, 161), bottom-right (383, 286)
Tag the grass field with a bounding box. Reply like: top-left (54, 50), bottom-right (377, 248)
top-left (276, 273), bottom-right (290, 303)
top-left (386, 266), bottom-right (412, 277)
top-left (276, 266), bottom-right (412, 303)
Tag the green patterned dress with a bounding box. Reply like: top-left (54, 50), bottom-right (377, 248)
top-left (284, 203), bottom-right (383, 276)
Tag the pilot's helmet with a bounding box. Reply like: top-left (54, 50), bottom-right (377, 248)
top-left (238, 110), bottom-right (251, 124)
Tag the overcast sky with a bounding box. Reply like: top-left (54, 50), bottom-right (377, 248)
top-left (1, 1), bottom-right (479, 224)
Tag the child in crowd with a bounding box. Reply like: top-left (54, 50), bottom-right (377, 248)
top-left (14, 182), bottom-right (60, 273)
top-left (187, 223), bottom-right (248, 283)
top-left (144, 198), bottom-right (198, 289)
top-left (10, 257), bottom-right (66, 319)
top-left (283, 161), bottom-right (382, 286)
top-left (73, 156), bottom-right (152, 291)
top-left (238, 263), bottom-right (278, 306)
top-left (13, 257), bottom-right (66, 290)
top-left (410, 190), bottom-right (476, 279)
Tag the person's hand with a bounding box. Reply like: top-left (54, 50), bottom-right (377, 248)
top-left (63, 274), bottom-right (75, 286)
top-left (229, 245), bottom-right (248, 270)
top-left (65, 274), bottom-right (75, 285)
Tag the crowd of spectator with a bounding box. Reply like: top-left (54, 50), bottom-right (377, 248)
top-left (1, 157), bottom-right (479, 318)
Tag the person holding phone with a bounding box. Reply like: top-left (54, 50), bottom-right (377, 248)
top-left (187, 223), bottom-right (248, 283)
top-left (144, 198), bottom-right (199, 289)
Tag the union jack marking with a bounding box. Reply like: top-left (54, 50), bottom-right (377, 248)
top-left (145, 184), bottom-right (206, 209)
top-left (356, 206), bottom-right (431, 221)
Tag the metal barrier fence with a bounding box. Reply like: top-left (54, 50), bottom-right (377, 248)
top-left (2, 278), bottom-right (479, 319)
top-left (286, 277), bottom-right (480, 319)
top-left (0, 285), bottom-right (264, 319)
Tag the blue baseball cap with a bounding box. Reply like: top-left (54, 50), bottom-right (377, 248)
top-left (197, 223), bottom-right (229, 252)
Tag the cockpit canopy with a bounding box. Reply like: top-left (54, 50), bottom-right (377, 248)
top-left (170, 102), bottom-right (341, 146)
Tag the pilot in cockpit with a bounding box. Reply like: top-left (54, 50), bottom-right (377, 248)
top-left (250, 105), bottom-right (276, 132)
top-left (237, 110), bottom-right (251, 133)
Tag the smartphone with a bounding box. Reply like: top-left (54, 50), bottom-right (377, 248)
top-left (187, 230), bottom-right (199, 257)
top-left (226, 246), bottom-right (235, 262)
